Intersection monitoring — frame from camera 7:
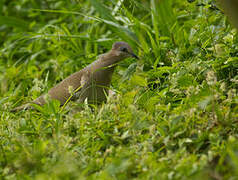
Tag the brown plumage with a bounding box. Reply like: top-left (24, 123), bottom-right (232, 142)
top-left (11, 41), bottom-right (138, 112)
top-left (217, 0), bottom-right (238, 29)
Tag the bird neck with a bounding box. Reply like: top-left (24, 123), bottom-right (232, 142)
top-left (89, 51), bottom-right (122, 73)
top-left (99, 51), bottom-right (123, 66)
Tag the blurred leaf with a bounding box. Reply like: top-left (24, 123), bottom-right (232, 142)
top-left (151, 0), bottom-right (176, 37)
top-left (145, 95), bottom-right (160, 112)
top-left (124, 90), bottom-right (137, 105)
top-left (122, 62), bottom-right (137, 80)
top-left (224, 57), bottom-right (238, 68)
top-left (177, 74), bottom-right (196, 87)
top-left (0, 15), bottom-right (29, 29)
top-left (198, 96), bottom-right (213, 109)
top-left (89, 0), bottom-right (115, 21)
top-left (130, 74), bottom-right (147, 87)
top-left (89, 0), bottom-right (138, 42)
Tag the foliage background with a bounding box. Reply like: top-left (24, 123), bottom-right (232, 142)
top-left (0, 0), bottom-right (237, 179)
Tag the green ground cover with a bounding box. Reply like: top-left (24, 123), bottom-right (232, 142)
top-left (0, 0), bottom-right (237, 179)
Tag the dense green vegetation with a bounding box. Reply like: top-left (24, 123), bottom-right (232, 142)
top-left (0, 0), bottom-right (237, 179)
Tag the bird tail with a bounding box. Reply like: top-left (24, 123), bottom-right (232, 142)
top-left (10, 103), bottom-right (31, 112)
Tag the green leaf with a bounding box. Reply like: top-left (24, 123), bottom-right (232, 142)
top-left (177, 74), bottom-right (196, 88)
top-left (130, 74), bottom-right (147, 87)
top-left (0, 15), bottom-right (29, 29)
top-left (151, 0), bottom-right (176, 36)
top-left (89, 0), bottom-right (115, 21)
top-left (89, 0), bottom-right (138, 42)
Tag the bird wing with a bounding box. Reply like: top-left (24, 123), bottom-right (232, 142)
top-left (34, 69), bottom-right (91, 106)
top-left (11, 70), bottom-right (91, 112)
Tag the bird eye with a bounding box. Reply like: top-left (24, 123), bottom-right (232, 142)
top-left (120, 47), bottom-right (128, 52)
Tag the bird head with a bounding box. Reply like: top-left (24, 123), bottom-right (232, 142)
top-left (111, 41), bottom-right (139, 61)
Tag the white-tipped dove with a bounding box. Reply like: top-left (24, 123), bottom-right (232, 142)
top-left (11, 41), bottom-right (138, 112)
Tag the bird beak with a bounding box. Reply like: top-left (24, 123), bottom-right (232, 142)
top-left (130, 53), bottom-right (139, 59)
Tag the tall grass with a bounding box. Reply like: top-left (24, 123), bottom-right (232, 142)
top-left (0, 0), bottom-right (237, 179)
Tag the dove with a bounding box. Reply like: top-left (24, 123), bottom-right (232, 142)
top-left (11, 41), bottom-right (138, 112)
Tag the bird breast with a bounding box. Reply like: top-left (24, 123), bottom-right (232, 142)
top-left (85, 63), bottom-right (115, 104)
